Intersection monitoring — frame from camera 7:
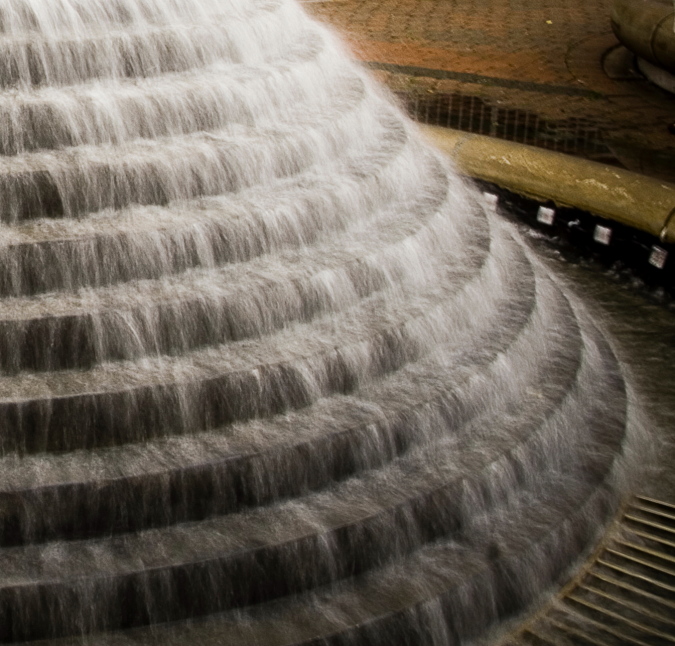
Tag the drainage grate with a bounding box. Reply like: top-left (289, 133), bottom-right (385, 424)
top-left (503, 496), bottom-right (675, 646)
top-left (397, 91), bottom-right (618, 165)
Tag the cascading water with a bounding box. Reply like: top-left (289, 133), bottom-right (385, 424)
top-left (0, 0), bottom-right (639, 643)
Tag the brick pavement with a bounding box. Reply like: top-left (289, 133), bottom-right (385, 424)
top-left (305, 0), bottom-right (675, 181)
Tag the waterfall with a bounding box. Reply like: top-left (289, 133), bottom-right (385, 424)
top-left (0, 0), bottom-right (638, 643)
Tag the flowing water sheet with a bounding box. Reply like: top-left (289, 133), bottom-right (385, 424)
top-left (0, 0), bottom-right (642, 643)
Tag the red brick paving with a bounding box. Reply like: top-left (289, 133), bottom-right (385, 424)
top-left (310, 0), bottom-right (616, 84)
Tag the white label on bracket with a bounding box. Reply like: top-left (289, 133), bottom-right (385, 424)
top-left (537, 206), bottom-right (555, 225)
top-left (649, 246), bottom-right (668, 269)
top-left (593, 225), bottom-right (612, 245)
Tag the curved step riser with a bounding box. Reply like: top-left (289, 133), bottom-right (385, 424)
top-left (0, 44), bottom-right (332, 155)
top-left (0, 168), bottom-right (454, 373)
top-left (0, 117), bottom-right (415, 296)
top-left (296, 483), bottom-right (622, 646)
top-left (0, 326), bottom-right (449, 453)
top-left (0, 31), bottom-right (343, 154)
top-left (0, 208), bottom-right (501, 455)
top-left (0, 255), bottom-right (402, 372)
top-left (0, 90), bottom-right (382, 223)
top-left (0, 260), bottom-right (544, 545)
top-left (0, 338), bottom-right (628, 643)
top-left (0, 0), bottom-right (302, 88)
top-left (0, 0), bottom-right (258, 33)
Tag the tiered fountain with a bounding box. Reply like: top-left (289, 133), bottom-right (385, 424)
top-left (0, 0), bottom-right (636, 643)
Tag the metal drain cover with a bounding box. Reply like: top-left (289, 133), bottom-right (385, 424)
top-left (503, 496), bottom-right (675, 645)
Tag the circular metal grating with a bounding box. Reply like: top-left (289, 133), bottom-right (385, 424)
top-left (502, 496), bottom-right (675, 646)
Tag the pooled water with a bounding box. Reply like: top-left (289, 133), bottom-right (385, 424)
top-left (0, 0), bottom-right (644, 643)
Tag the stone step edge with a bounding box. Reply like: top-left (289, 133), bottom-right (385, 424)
top-left (0, 253), bottom-right (564, 546)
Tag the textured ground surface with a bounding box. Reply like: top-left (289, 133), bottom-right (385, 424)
top-left (306, 0), bottom-right (675, 181)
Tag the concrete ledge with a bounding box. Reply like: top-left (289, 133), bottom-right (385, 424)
top-left (422, 125), bottom-right (675, 243)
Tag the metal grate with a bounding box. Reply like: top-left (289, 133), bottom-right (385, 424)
top-left (397, 91), bottom-right (618, 165)
top-left (503, 496), bottom-right (675, 645)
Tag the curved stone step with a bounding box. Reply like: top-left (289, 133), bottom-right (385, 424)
top-left (0, 297), bottom-right (628, 642)
top-left (0, 28), bottom-right (344, 154)
top-left (281, 480), bottom-right (621, 646)
top-left (11, 472), bottom-right (623, 646)
top-left (0, 71), bottom-right (380, 223)
top-left (0, 236), bottom-right (621, 551)
top-left (0, 156), bottom-right (456, 372)
top-left (0, 212), bottom-right (531, 455)
top-left (0, 223), bottom-right (556, 546)
top-left (0, 0), bottom-right (259, 34)
top-left (0, 111), bottom-right (418, 296)
top-left (0, 0), bottom-right (305, 88)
